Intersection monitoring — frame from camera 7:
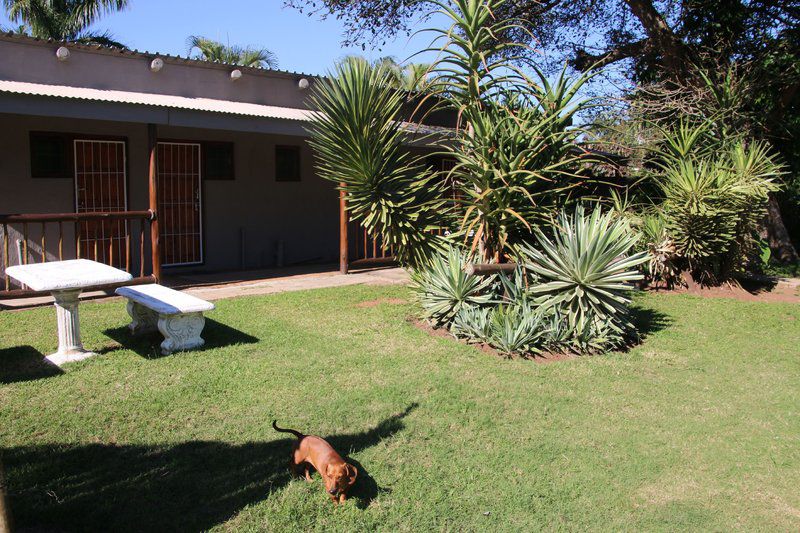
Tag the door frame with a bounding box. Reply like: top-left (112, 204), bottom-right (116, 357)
top-left (156, 141), bottom-right (204, 267)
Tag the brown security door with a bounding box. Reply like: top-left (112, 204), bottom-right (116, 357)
top-left (74, 139), bottom-right (128, 267)
top-left (157, 142), bottom-right (203, 266)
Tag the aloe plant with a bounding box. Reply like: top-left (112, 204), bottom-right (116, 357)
top-left (424, 0), bottom-right (597, 260)
top-left (519, 205), bottom-right (649, 336)
top-left (652, 135), bottom-right (782, 281)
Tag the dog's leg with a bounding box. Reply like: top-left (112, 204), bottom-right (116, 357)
top-left (304, 464), bottom-right (312, 482)
top-left (338, 493), bottom-right (346, 504)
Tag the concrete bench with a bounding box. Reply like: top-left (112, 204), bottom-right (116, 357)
top-left (115, 284), bottom-right (215, 355)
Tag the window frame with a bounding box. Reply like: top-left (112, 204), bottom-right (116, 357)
top-left (29, 132), bottom-right (72, 179)
top-left (201, 141), bottom-right (235, 181)
top-left (275, 144), bottom-right (302, 182)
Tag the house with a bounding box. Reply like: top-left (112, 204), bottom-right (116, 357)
top-left (0, 34), bottom-right (450, 298)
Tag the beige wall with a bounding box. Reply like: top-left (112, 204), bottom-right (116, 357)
top-left (0, 36), bottom-right (315, 110)
top-left (0, 113), bottom-right (339, 277)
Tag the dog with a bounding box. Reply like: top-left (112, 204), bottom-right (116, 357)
top-left (273, 420), bottom-right (358, 503)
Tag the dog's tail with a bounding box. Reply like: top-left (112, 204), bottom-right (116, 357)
top-left (272, 420), bottom-right (304, 439)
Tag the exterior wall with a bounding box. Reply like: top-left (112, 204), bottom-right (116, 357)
top-left (0, 36), bottom-right (314, 110)
top-left (0, 113), bottom-right (338, 278)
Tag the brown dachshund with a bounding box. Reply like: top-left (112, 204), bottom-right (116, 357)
top-left (273, 420), bottom-right (358, 503)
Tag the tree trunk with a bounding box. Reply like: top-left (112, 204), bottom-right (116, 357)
top-left (623, 0), bottom-right (687, 79)
top-left (761, 194), bottom-right (799, 263)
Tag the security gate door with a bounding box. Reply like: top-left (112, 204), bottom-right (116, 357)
top-left (74, 139), bottom-right (128, 267)
top-left (157, 142), bottom-right (203, 266)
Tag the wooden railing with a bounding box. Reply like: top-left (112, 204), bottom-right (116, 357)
top-left (348, 221), bottom-right (396, 268)
top-left (347, 222), bottom-right (451, 269)
top-left (1, 210), bottom-right (156, 298)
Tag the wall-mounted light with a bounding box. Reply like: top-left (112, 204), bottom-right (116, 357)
top-left (298, 78), bottom-right (310, 90)
top-left (55, 46), bottom-right (70, 62)
top-left (149, 58), bottom-right (164, 72)
top-left (230, 69), bottom-right (243, 81)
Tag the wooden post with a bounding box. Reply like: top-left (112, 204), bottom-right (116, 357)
top-left (147, 124), bottom-right (161, 282)
top-left (339, 184), bottom-right (348, 274)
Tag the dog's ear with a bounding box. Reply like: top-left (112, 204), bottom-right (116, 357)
top-left (347, 464), bottom-right (358, 483)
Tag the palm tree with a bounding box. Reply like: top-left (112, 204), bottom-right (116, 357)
top-left (349, 55), bottom-right (432, 92)
top-left (2, 0), bottom-right (128, 47)
top-left (188, 36), bottom-right (278, 69)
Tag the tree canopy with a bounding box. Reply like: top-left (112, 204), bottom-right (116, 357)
top-left (188, 36), bottom-right (279, 69)
top-left (3, 0), bottom-right (128, 47)
top-left (285, 0), bottom-right (798, 82)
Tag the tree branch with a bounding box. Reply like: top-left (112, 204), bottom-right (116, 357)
top-left (569, 39), bottom-right (649, 71)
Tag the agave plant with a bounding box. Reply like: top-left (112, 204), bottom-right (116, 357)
top-left (519, 205), bottom-right (649, 336)
top-left (486, 304), bottom-right (546, 356)
top-left (451, 305), bottom-right (493, 342)
top-left (410, 247), bottom-right (496, 327)
top-left (308, 58), bottom-right (449, 267)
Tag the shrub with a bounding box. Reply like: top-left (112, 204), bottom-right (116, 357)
top-left (519, 205), bottom-right (649, 339)
top-left (410, 247), bottom-right (496, 327)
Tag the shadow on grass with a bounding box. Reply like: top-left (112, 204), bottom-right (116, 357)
top-left (3, 403), bottom-right (417, 531)
top-left (0, 345), bottom-right (63, 384)
top-left (103, 318), bottom-right (259, 359)
top-left (630, 305), bottom-right (672, 339)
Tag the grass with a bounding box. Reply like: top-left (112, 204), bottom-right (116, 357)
top-left (1, 285), bottom-right (799, 531)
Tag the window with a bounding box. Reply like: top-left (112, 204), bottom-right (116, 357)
top-left (275, 145), bottom-right (301, 182)
top-left (203, 142), bottom-right (235, 180)
top-left (30, 133), bottom-right (69, 178)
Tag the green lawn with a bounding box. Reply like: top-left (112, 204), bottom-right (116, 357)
top-left (1, 285), bottom-right (799, 532)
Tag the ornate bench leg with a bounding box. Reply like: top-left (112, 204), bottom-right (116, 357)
top-left (126, 301), bottom-right (158, 335)
top-left (157, 312), bottom-right (206, 355)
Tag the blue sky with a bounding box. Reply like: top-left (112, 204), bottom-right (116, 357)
top-left (1, 1), bottom-right (451, 75)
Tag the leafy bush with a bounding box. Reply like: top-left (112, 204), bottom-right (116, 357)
top-left (519, 205), bottom-right (649, 338)
top-left (410, 247), bottom-right (496, 327)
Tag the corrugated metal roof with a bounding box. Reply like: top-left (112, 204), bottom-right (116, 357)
top-left (0, 80), bottom-right (317, 121)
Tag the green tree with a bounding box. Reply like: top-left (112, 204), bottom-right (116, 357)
top-left (309, 0), bottom-right (596, 264)
top-left (188, 36), bottom-right (278, 69)
top-left (3, 0), bottom-right (128, 47)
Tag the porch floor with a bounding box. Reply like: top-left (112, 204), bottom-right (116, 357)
top-left (0, 264), bottom-right (409, 310)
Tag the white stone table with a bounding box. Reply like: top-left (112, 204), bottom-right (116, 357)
top-left (6, 259), bottom-right (133, 365)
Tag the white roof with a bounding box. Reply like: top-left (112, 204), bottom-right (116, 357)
top-left (0, 79), bottom-right (317, 122)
